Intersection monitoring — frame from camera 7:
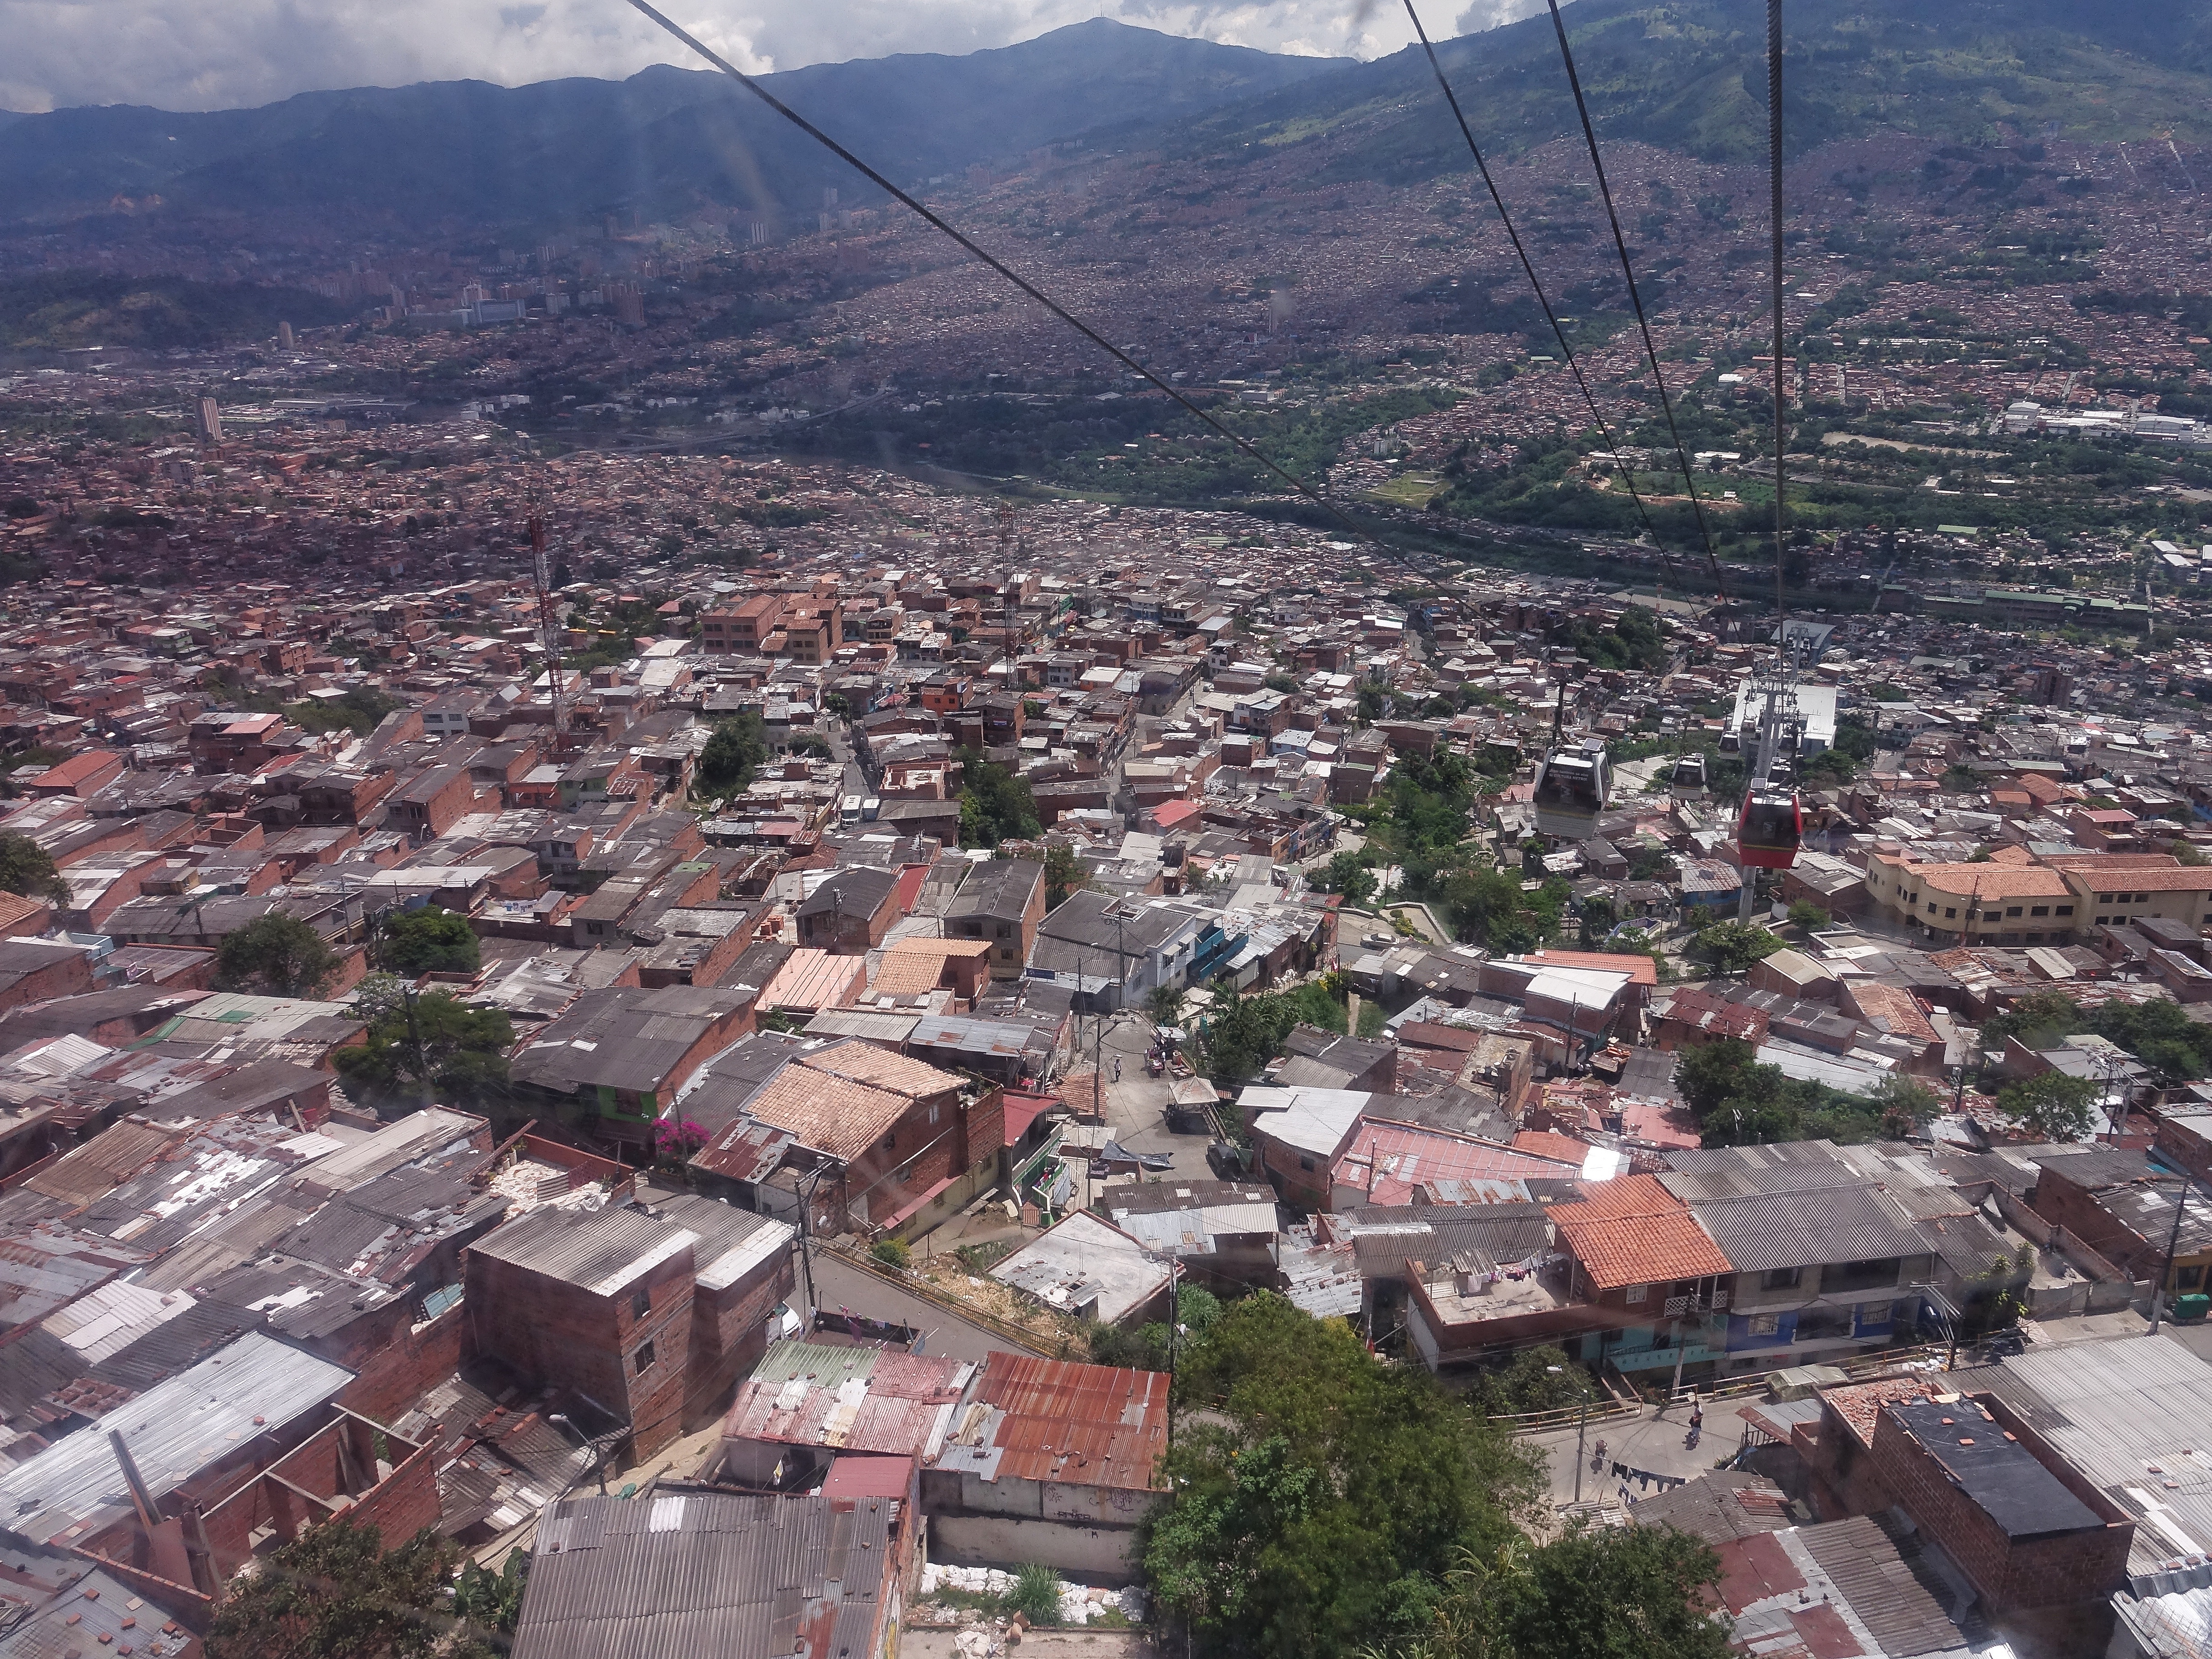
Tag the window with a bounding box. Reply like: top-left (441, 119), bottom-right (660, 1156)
top-left (1625, 1283), bottom-right (1647, 1304)
top-left (2099, 893), bottom-right (2115, 904)
top-left (2182, 1265), bottom-right (2207, 1292)
top-left (1944, 907), bottom-right (1957, 919)
top-left (1749, 1312), bottom-right (1782, 1336)
top-left (631, 1287), bottom-right (650, 1319)
top-left (2057, 905), bottom-right (2074, 916)
top-left (1760, 1266), bottom-right (1802, 1290)
top-left (634, 1341), bottom-right (656, 1373)
top-left (1927, 901), bottom-right (1938, 914)
top-left (2026, 933), bottom-right (2044, 944)
top-left (2006, 906), bottom-right (2023, 918)
top-left (2030, 906), bottom-right (2049, 917)
top-left (2096, 917), bottom-right (2110, 927)
top-left (1299, 1154), bottom-right (1316, 1171)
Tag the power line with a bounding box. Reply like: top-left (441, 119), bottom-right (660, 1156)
top-left (1765, 0), bottom-right (1789, 632)
top-left (622, 0), bottom-right (1378, 548)
top-left (1400, 0), bottom-right (1687, 602)
top-left (1538, 0), bottom-right (1730, 602)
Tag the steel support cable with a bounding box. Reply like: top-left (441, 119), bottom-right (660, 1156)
top-left (1540, 0), bottom-right (1730, 601)
top-left (1766, 0), bottom-right (1788, 632)
top-left (622, 0), bottom-right (1378, 548)
top-left (1401, 0), bottom-right (1684, 600)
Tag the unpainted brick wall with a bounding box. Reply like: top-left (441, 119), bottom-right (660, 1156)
top-left (339, 1301), bottom-right (467, 1425)
top-left (1867, 1407), bottom-right (2131, 1611)
top-left (684, 1249), bottom-right (796, 1429)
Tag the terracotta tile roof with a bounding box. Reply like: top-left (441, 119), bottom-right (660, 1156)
top-left (1549, 1173), bottom-right (1730, 1290)
top-left (1915, 864), bottom-right (2070, 900)
top-left (1527, 950), bottom-right (1659, 988)
top-left (871, 937), bottom-right (991, 997)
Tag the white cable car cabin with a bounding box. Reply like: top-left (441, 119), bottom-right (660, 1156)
top-left (1532, 740), bottom-right (1612, 840)
top-left (1669, 753), bottom-right (1708, 796)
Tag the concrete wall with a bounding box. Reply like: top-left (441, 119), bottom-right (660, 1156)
top-left (925, 1513), bottom-right (1142, 1584)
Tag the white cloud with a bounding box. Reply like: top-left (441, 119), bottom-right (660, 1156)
top-left (0, 0), bottom-right (1459, 114)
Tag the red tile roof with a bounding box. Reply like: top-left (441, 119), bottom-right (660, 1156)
top-left (1549, 1173), bottom-right (1730, 1290)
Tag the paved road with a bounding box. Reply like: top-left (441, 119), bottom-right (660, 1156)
top-left (804, 1248), bottom-right (1036, 1365)
top-left (1525, 1400), bottom-right (1733, 1509)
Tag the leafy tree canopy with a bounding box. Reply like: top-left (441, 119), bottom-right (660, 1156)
top-left (216, 911), bottom-right (340, 999)
top-left (1146, 1294), bottom-right (1541, 1659)
top-left (0, 830), bottom-right (65, 901)
top-left (206, 1520), bottom-right (503, 1659)
top-left (379, 905), bottom-right (480, 976)
top-left (334, 989), bottom-right (513, 1107)
top-left (1199, 979), bottom-right (1350, 1081)
top-left (1692, 921), bottom-right (1784, 975)
top-left (697, 710), bottom-right (768, 798)
top-left (956, 749), bottom-right (1041, 848)
top-left (1996, 1071), bottom-right (2099, 1141)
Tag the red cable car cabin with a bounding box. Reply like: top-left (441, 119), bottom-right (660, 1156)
top-left (1736, 789), bottom-right (1802, 870)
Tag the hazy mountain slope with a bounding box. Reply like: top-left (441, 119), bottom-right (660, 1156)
top-left (1120, 0), bottom-right (2212, 185)
top-left (0, 20), bottom-right (1347, 225)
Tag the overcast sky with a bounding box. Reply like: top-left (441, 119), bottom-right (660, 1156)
top-left (0, 0), bottom-right (1547, 115)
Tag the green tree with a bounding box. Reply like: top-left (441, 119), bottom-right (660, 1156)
top-left (1692, 921), bottom-right (1784, 975)
top-left (334, 991), bottom-right (513, 1106)
top-left (1149, 983), bottom-right (1186, 1028)
top-left (379, 906), bottom-right (481, 976)
top-left (0, 830), bottom-right (65, 901)
top-left (451, 1553), bottom-right (528, 1636)
top-left (1979, 990), bottom-right (2085, 1050)
top-left (1465, 1347), bottom-right (1591, 1419)
top-left (1576, 894), bottom-right (1617, 946)
top-left (697, 710), bottom-right (767, 798)
top-left (216, 911), bottom-right (340, 998)
top-left (1868, 1073), bottom-right (1941, 1137)
top-left (1786, 899), bottom-right (1829, 930)
top-left (1996, 1071), bottom-right (2099, 1141)
top-left (1146, 1294), bottom-right (1540, 1659)
top-left (2090, 999), bottom-right (2212, 1081)
top-left (955, 749), bottom-right (1041, 848)
top-left (1044, 842), bottom-right (1091, 910)
top-left (206, 1519), bottom-right (502, 1659)
top-left (1674, 1038), bottom-right (1759, 1120)
top-left (1320, 851), bottom-right (1379, 907)
top-left (1388, 1528), bottom-right (1729, 1659)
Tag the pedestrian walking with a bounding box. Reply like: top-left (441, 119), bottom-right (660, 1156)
top-left (1113, 1056), bottom-right (1122, 1082)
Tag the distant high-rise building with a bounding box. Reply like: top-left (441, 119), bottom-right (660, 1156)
top-left (612, 284), bottom-right (645, 328)
top-left (277, 320), bottom-right (294, 350)
top-left (195, 395), bottom-right (222, 445)
top-left (823, 186), bottom-right (838, 209)
top-left (749, 221), bottom-right (769, 246)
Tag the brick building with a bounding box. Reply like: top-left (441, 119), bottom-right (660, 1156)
top-left (690, 1040), bottom-right (1003, 1239)
top-left (463, 1194), bottom-right (796, 1458)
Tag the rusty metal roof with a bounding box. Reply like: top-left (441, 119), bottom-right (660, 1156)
top-left (934, 1353), bottom-right (1167, 1493)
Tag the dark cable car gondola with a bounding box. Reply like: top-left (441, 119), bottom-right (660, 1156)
top-left (1736, 789), bottom-right (1803, 870)
top-left (1532, 739), bottom-right (1612, 840)
top-left (1669, 753), bottom-right (1707, 797)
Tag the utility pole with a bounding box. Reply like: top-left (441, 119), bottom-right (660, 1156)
top-left (2150, 1170), bottom-right (2200, 1335)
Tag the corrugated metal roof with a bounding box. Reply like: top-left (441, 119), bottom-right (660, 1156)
top-left (1688, 1186), bottom-right (1937, 1276)
top-left (514, 1489), bottom-right (891, 1659)
top-left (469, 1204), bottom-right (699, 1296)
top-left (953, 1352), bottom-right (1168, 1493)
top-left (1793, 1515), bottom-right (1970, 1657)
top-left (0, 1330), bottom-right (351, 1544)
top-left (721, 1340), bottom-right (969, 1459)
top-left (24, 1119), bottom-right (185, 1207)
top-left (1969, 1335), bottom-right (2212, 1589)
